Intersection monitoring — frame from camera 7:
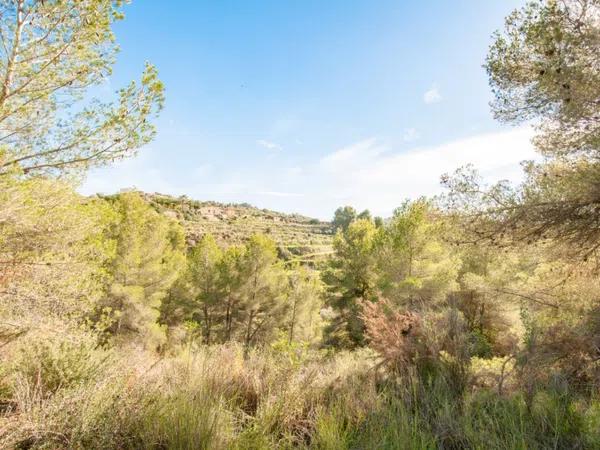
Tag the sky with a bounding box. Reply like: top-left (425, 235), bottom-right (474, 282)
top-left (81, 0), bottom-right (537, 220)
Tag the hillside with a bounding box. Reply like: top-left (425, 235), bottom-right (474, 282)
top-left (140, 192), bottom-right (334, 266)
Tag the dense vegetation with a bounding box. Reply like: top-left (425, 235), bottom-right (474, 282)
top-left (140, 192), bottom-right (333, 267)
top-left (1, 0), bottom-right (600, 448)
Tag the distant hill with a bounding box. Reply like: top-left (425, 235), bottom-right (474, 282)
top-left (137, 192), bottom-right (334, 267)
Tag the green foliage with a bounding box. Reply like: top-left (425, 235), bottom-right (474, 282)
top-left (323, 201), bottom-right (458, 348)
top-left (378, 199), bottom-right (458, 308)
top-left (160, 233), bottom-right (322, 351)
top-left (332, 206), bottom-right (373, 233)
top-left (322, 219), bottom-right (380, 347)
top-left (2, 1), bottom-right (600, 448)
top-left (217, 244), bottom-right (247, 342)
top-left (356, 209), bottom-right (372, 222)
top-left (10, 329), bottom-right (112, 396)
top-left (187, 234), bottom-right (224, 344)
top-left (445, 0), bottom-right (600, 258)
top-left (270, 334), bottom-right (310, 367)
top-left (238, 234), bottom-right (288, 350)
top-left (486, 0), bottom-right (599, 158)
top-left (100, 192), bottom-right (186, 349)
top-left (286, 265), bottom-right (323, 345)
top-left (0, 174), bottom-right (116, 324)
top-left (332, 206), bottom-right (357, 232)
top-left (0, 0), bottom-right (164, 178)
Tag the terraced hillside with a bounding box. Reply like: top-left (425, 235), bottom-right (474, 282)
top-left (141, 192), bottom-right (334, 267)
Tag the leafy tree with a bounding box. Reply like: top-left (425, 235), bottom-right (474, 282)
top-left (102, 192), bottom-right (185, 348)
top-left (377, 200), bottom-right (458, 309)
top-left (447, 0), bottom-right (600, 259)
top-left (453, 244), bottom-right (528, 357)
top-left (0, 0), bottom-right (163, 354)
top-left (357, 209), bottom-right (372, 222)
top-left (160, 235), bottom-right (303, 350)
top-left (0, 0), bottom-right (164, 177)
top-left (217, 244), bottom-right (246, 342)
top-left (286, 266), bottom-right (323, 344)
top-left (239, 234), bottom-right (287, 351)
top-left (0, 175), bottom-right (115, 328)
top-left (186, 235), bottom-right (223, 345)
top-left (486, 0), bottom-right (599, 158)
top-left (159, 273), bottom-right (194, 344)
top-left (438, 0), bottom-right (600, 388)
top-left (332, 206), bottom-right (357, 232)
top-left (322, 218), bottom-right (380, 348)
top-left (160, 239), bottom-right (245, 346)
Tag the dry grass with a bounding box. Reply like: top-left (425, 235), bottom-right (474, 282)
top-left (2, 334), bottom-right (600, 449)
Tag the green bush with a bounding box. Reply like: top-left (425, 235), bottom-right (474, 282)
top-left (11, 331), bottom-right (112, 396)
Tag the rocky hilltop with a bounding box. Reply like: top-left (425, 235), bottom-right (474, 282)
top-left (140, 192), bottom-right (334, 266)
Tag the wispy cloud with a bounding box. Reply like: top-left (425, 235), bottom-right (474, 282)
top-left (257, 139), bottom-right (282, 152)
top-left (320, 138), bottom-right (387, 170)
top-left (423, 83), bottom-right (442, 104)
top-left (80, 128), bottom-right (537, 220)
top-left (314, 127), bottom-right (537, 216)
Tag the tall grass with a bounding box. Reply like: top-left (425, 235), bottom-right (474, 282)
top-left (2, 338), bottom-right (600, 449)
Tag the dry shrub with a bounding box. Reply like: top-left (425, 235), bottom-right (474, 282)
top-left (517, 322), bottom-right (600, 401)
top-left (361, 298), bottom-right (432, 374)
top-left (1, 355), bottom-right (142, 449)
top-left (9, 331), bottom-right (113, 397)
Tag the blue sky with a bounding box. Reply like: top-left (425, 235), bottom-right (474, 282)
top-left (81, 0), bottom-right (536, 219)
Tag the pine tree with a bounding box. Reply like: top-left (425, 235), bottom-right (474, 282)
top-left (0, 0), bottom-right (164, 178)
top-left (239, 235), bottom-right (287, 351)
top-left (322, 218), bottom-right (380, 348)
top-left (103, 192), bottom-right (185, 349)
top-left (187, 235), bottom-right (222, 345)
top-left (217, 245), bottom-right (246, 342)
top-left (286, 266), bottom-right (323, 345)
top-left (377, 200), bottom-right (458, 309)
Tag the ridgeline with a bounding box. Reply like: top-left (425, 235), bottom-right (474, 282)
top-left (138, 192), bottom-right (334, 267)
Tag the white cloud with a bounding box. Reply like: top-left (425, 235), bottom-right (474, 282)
top-left (314, 127), bottom-right (537, 217)
top-left (320, 138), bottom-right (388, 170)
top-left (257, 139), bottom-right (282, 152)
top-left (424, 83), bottom-right (442, 104)
top-left (80, 127), bottom-right (538, 220)
top-left (402, 128), bottom-right (420, 142)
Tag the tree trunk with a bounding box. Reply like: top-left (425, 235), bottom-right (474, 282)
top-left (243, 310), bottom-right (254, 357)
top-left (203, 304), bottom-right (211, 345)
top-left (289, 294), bottom-right (298, 345)
top-left (225, 292), bottom-right (233, 341)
